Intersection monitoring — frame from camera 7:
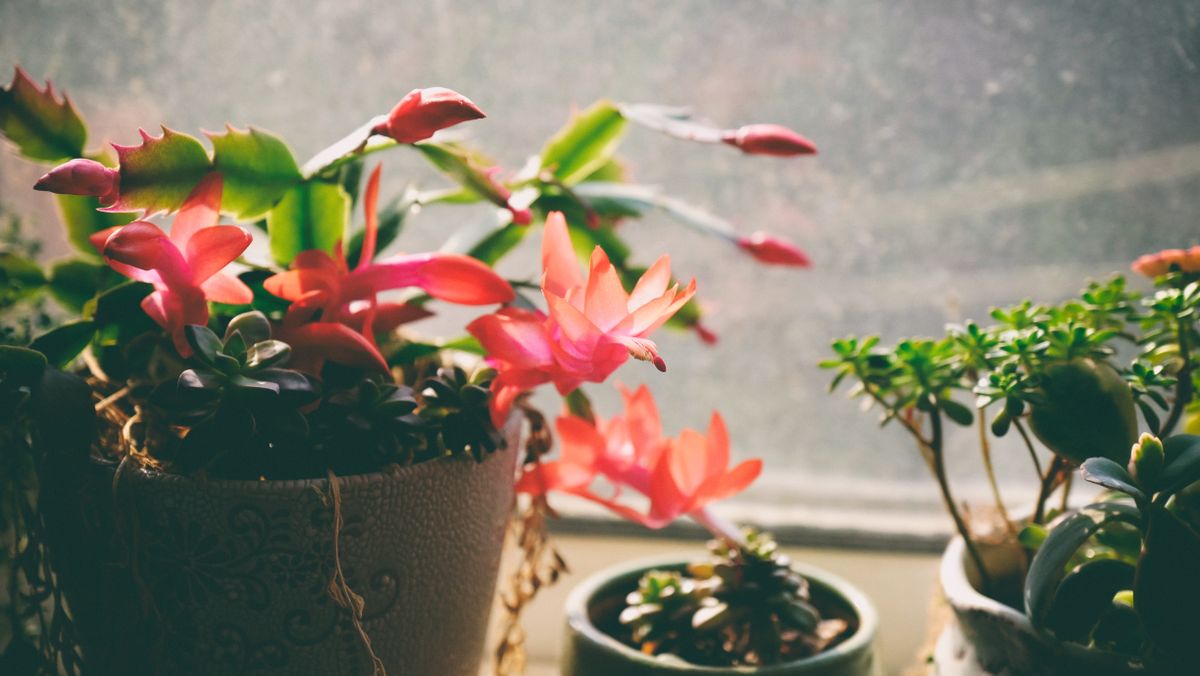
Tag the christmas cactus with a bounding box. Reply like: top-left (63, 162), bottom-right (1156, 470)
top-left (0, 66), bottom-right (817, 671)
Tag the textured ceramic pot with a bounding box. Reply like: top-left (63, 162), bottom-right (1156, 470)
top-left (40, 432), bottom-right (518, 676)
top-left (561, 555), bottom-right (879, 676)
top-left (938, 536), bottom-right (1144, 675)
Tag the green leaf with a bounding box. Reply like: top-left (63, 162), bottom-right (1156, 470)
top-left (572, 182), bottom-right (738, 240)
top-left (266, 180), bottom-right (350, 266)
top-left (412, 142), bottom-right (511, 208)
top-left (1080, 458), bottom-right (1146, 502)
top-left (0, 250), bottom-right (46, 304)
top-left (224, 310), bottom-right (272, 346)
top-left (540, 100), bottom-right (627, 185)
top-left (0, 345), bottom-right (47, 382)
top-left (208, 125), bottom-right (303, 219)
top-left (110, 127), bottom-right (213, 214)
top-left (184, 324), bottom-right (223, 367)
top-left (1044, 558), bottom-right (1136, 643)
top-left (48, 257), bottom-right (109, 312)
top-left (1029, 358), bottom-right (1139, 465)
top-left (0, 67), bottom-right (86, 162)
top-left (564, 388), bottom-right (595, 423)
top-left (1135, 505), bottom-right (1200, 665)
top-left (1025, 501), bottom-right (1142, 631)
top-left (1158, 435), bottom-right (1200, 497)
top-left (28, 320), bottom-right (95, 368)
top-left (467, 223), bottom-right (530, 266)
top-left (244, 340), bottom-right (291, 370)
top-left (55, 194), bottom-right (135, 256)
top-left (940, 398), bottom-right (975, 426)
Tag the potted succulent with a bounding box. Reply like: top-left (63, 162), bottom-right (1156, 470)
top-left (508, 382), bottom-right (878, 675)
top-left (821, 250), bottom-right (1200, 674)
top-left (0, 65), bottom-right (819, 675)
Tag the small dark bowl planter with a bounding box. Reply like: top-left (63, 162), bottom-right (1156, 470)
top-left (561, 555), bottom-right (879, 676)
top-left (937, 536), bottom-right (1145, 675)
top-left (39, 429), bottom-right (518, 676)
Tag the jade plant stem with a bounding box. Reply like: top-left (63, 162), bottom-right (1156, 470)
top-left (856, 372), bottom-right (993, 593)
top-left (1158, 317), bottom-right (1193, 437)
top-left (929, 408), bottom-right (993, 594)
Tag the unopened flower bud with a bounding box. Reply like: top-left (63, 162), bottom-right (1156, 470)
top-left (722, 124), bottom-right (817, 157)
top-left (373, 87), bottom-right (485, 144)
top-left (34, 158), bottom-right (119, 203)
top-left (1128, 432), bottom-right (1164, 487)
top-left (736, 232), bottom-right (811, 267)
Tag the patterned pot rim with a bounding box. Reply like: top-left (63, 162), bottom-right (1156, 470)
top-left (565, 553), bottom-right (878, 674)
top-left (95, 412), bottom-right (523, 494)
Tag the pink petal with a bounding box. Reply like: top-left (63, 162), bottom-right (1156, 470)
top-left (102, 221), bottom-right (191, 288)
top-left (584, 247), bottom-right (630, 332)
top-left (286, 322), bottom-right (388, 372)
top-left (627, 255), bottom-right (671, 310)
top-left (376, 87), bottom-right (486, 144)
top-left (514, 461), bottom-right (596, 496)
top-left (706, 412), bottom-right (730, 476)
top-left (691, 459), bottom-right (762, 510)
top-left (467, 307), bottom-right (554, 369)
top-left (540, 212), bottom-right (584, 300)
top-left (170, 172), bottom-right (223, 250)
top-left (185, 225), bottom-right (252, 284)
top-left (619, 384), bottom-right (663, 460)
top-left (665, 429), bottom-right (711, 496)
top-left (357, 164), bottom-right (382, 270)
top-left (349, 254), bottom-right (513, 305)
top-left (344, 301), bottom-right (433, 333)
top-left (200, 271), bottom-right (253, 305)
top-left (263, 263), bottom-right (340, 302)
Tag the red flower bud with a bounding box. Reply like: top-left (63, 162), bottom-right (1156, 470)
top-left (33, 158), bottom-right (119, 203)
top-left (374, 87), bottom-right (485, 144)
top-left (736, 232), bottom-right (811, 267)
top-left (722, 124), bottom-right (817, 157)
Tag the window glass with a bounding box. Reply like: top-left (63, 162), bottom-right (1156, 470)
top-left (3, 0), bottom-right (1197, 522)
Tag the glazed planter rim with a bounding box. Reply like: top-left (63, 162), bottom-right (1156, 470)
top-left (566, 553), bottom-right (879, 674)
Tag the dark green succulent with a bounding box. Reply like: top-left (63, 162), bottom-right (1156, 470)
top-left (1024, 434), bottom-right (1200, 673)
top-left (151, 311), bottom-right (319, 477)
top-left (619, 530), bottom-right (850, 668)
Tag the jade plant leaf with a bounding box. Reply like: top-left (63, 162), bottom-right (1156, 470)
top-left (28, 320), bottom-right (95, 368)
top-left (0, 345), bottom-right (47, 382)
top-left (1029, 358), bottom-right (1139, 465)
top-left (108, 127), bottom-right (213, 214)
top-left (0, 67), bottom-right (86, 162)
top-left (1135, 504), bottom-right (1200, 665)
top-left (208, 125), bottom-right (303, 219)
top-left (266, 180), bottom-right (350, 266)
top-left (540, 100), bottom-right (627, 185)
top-left (1157, 435), bottom-right (1200, 496)
top-left (56, 194), bottom-right (135, 256)
top-left (1080, 458), bottom-right (1146, 503)
top-left (1044, 558), bottom-right (1136, 644)
top-left (1025, 501), bottom-right (1142, 632)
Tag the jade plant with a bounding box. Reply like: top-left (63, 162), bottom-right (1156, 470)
top-left (516, 384), bottom-right (853, 667)
top-left (1022, 432), bottom-right (1200, 673)
top-left (821, 253), bottom-right (1200, 598)
top-left (0, 66), bottom-right (819, 672)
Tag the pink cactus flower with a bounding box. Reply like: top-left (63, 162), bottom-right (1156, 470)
top-left (517, 385), bottom-right (761, 528)
top-left (264, 164), bottom-right (513, 372)
top-left (90, 172), bottom-right (252, 356)
top-left (468, 211), bottom-right (695, 426)
top-left (1131, 246), bottom-right (1200, 278)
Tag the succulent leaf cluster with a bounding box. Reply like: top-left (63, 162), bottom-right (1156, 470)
top-left (1023, 433), bottom-right (1200, 672)
top-left (619, 530), bottom-right (850, 667)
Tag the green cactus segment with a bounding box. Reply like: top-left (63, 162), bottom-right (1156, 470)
top-left (1029, 358), bottom-right (1139, 465)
